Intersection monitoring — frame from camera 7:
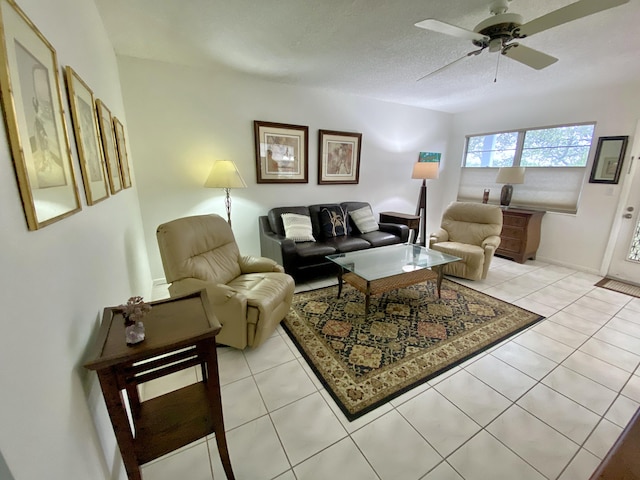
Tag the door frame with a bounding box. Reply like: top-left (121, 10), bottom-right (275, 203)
top-left (601, 119), bottom-right (640, 277)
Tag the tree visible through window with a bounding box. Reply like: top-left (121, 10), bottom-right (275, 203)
top-left (464, 123), bottom-right (595, 168)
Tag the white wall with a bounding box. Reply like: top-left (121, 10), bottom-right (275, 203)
top-left (446, 81), bottom-right (640, 273)
top-left (0, 1), bottom-right (151, 479)
top-left (116, 56), bottom-right (454, 281)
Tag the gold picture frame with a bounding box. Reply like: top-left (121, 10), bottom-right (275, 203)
top-left (318, 129), bottom-right (362, 185)
top-left (95, 99), bottom-right (122, 194)
top-left (254, 120), bottom-right (308, 183)
top-left (0, 0), bottom-right (81, 230)
top-left (113, 116), bottom-right (131, 188)
top-left (64, 66), bottom-right (110, 204)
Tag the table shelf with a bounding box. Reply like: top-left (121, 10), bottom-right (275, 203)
top-left (135, 382), bottom-right (214, 464)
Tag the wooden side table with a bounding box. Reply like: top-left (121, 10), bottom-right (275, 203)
top-left (84, 290), bottom-right (235, 480)
top-left (379, 211), bottom-right (421, 243)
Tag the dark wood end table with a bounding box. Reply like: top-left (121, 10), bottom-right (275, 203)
top-left (379, 211), bottom-right (421, 243)
top-left (84, 290), bottom-right (235, 480)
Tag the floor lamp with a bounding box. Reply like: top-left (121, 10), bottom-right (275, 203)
top-left (412, 161), bottom-right (439, 246)
top-left (204, 160), bottom-right (247, 228)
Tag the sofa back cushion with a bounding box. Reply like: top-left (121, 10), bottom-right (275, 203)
top-left (441, 202), bottom-right (503, 246)
top-left (268, 206), bottom-right (310, 236)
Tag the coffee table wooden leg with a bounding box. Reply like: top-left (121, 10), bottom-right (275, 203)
top-left (365, 282), bottom-right (372, 320)
top-left (337, 268), bottom-right (344, 298)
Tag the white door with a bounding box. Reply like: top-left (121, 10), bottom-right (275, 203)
top-left (606, 121), bottom-right (640, 284)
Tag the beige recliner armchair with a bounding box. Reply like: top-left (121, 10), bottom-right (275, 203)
top-left (156, 214), bottom-right (295, 349)
top-left (429, 202), bottom-right (503, 281)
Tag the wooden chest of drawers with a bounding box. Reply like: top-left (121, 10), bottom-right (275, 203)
top-left (496, 208), bottom-right (545, 264)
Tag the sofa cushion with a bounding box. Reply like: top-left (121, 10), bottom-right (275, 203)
top-left (322, 235), bottom-right (371, 253)
top-left (281, 213), bottom-right (315, 242)
top-left (319, 205), bottom-right (348, 238)
top-left (349, 205), bottom-right (379, 233)
top-left (357, 230), bottom-right (401, 247)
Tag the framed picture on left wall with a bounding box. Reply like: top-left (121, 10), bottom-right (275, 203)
top-left (95, 99), bottom-right (123, 194)
top-left (0, 0), bottom-right (81, 230)
top-left (64, 66), bottom-right (110, 205)
top-left (113, 116), bottom-right (132, 189)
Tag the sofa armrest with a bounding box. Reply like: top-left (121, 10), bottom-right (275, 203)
top-left (378, 223), bottom-right (410, 242)
top-left (259, 216), bottom-right (297, 269)
top-left (239, 255), bottom-right (284, 273)
top-left (430, 228), bottom-right (449, 246)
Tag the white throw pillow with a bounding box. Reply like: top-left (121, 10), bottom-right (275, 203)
top-left (350, 206), bottom-right (379, 233)
top-left (281, 213), bottom-right (315, 242)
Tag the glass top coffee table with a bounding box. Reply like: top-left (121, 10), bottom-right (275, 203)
top-left (326, 243), bottom-right (461, 318)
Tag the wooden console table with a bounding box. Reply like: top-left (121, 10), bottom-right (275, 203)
top-left (496, 208), bottom-right (545, 263)
top-left (379, 211), bottom-right (421, 243)
top-left (84, 290), bottom-right (235, 480)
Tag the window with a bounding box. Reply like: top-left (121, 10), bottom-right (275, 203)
top-left (463, 124), bottom-right (595, 168)
top-left (458, 123), bottom-right (596, 213)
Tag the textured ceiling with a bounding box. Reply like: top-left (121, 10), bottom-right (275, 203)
top-left (94, 0), bottom-right (640, 113)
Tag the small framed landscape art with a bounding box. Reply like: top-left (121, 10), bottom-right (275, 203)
top-left (0, 0), bottom-right (81, 230)
top-left (254, 120), bottom-right (308, 183)
top-left (113, 116), bottom-right (132, 189)
top-left (64, 66), bottom-right (110, 205)
top-left (95, 99), bottom-right (122, 194)
top-left (589, 135), bottom-right (628, 184)
top-left (318, 130), bottom-right (362, 185)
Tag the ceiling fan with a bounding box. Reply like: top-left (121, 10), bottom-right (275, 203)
top-left (415, 0), bottom-right (629, 80)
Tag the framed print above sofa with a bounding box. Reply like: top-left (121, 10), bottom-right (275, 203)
top-left (254, 120), bottom-right (308, 183)
top-left (318, 129), bottom-right (362, 185)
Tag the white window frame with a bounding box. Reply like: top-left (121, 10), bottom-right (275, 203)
top-left (458, 122), bottom-right (596, 214)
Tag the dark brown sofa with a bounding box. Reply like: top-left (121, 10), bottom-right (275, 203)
top-left (258, 201), bottom-right (410, 281)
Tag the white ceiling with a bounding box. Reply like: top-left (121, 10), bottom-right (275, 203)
top-left (94, 0), bottom-right (640, 113)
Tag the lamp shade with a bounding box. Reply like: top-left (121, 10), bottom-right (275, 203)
top-left (496, 167), bottom-right (525, 185)
top-left (411, 161), bottom-right (439, 180)
top-left (204, 160), bottom-right (247, 189)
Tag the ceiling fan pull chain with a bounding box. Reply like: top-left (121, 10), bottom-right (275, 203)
top-left (494, 52), bottom-right (501, 83)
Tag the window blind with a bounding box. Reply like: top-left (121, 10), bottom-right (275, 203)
top-left (457, 167), bottom-right (586, 214)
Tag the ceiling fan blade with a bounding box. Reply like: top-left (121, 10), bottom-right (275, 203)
top-left (417, 49), bottom-right (484, 82)
top-left (415, 19), bottom-right (489, 43)
top-left (502, 43), bottom-right (558, 70)
top-left (515, 0), bottom-right (630, 38)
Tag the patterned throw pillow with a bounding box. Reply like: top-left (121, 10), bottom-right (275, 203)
top-left (349, 206), bottom-right (379, 233)
top-left (319, 206), bottom-right (347, 238)
top-left (281, 213), bottom-right (315, 242)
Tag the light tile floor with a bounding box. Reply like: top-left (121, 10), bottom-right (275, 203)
top-left (146, 257), bottom-right (640, 480)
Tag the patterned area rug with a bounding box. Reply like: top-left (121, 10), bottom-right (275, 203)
top-left (283, 279), bottom-right (544, 421)
top-left (595, 278), bottom-right (640, 298)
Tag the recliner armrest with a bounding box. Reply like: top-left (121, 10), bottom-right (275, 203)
top-left (169, 278), bottom-right (250, 349)
top-left (482, 235), bottom-right (502, 250)
top-left (239, 255), bottom-right (284, 273)
top-left (430, 228), bottom-right (449, 246)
